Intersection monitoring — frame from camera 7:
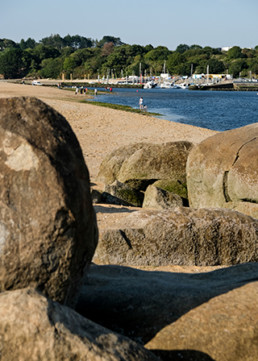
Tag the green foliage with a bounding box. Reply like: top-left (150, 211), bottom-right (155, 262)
top-left (40, 58), bottom-right (63, 78)
top-left (84, 101), bottom-right (161, 116)
top-left (227, 46), bottom-right (245, 59)
top-left (228, 59), bottom-right (248, 77)
top-left (97, 35), bottom-right (124, 48)
top-left (153, 180), bottom-right (188, 199)
top-left (33, 44), bottom-right (60, 61)
top-left (63, 56), bottom-right (77, 74)
top-left (0, 48), bottom-right (25, 78)
top-left (19, 38), bottom-right (36, 50)
top-left (0, 38), bottom-right (18, 51)
top-left (1, 34), bottom-right (258, 79)
top-left (176, 44), bottom-right (190, 53)
top-left (40, 34), bottom-right (94, 49)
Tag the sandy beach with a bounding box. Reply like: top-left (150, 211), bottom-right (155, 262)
top-left (0, 81), bottom-right (220, 273)
top-left (0, 81), bottom-right (217, 181)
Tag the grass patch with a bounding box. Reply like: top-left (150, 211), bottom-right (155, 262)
top-left (82, 100), bottom-right (162, 116)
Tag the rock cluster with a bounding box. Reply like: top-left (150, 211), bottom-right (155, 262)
top-left (89, 122), bottom-right (258, 359)
top-left (97, 141), bottom-right (193, 207)
top-left (0, 97), bottom-right (158, 361)
top-left (96, 123), bottom-right (258, 218)
top-left (0, 96), bottom-right (257, 360)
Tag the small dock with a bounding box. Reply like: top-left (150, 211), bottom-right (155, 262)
top-left (189, 81), bottom-right (258, 91)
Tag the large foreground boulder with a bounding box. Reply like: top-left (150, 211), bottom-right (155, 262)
top-left (0, 288), bottom-right (159, 361)
top-left (94, 207), bottom-right (258, 266)
top-left (0, 97), bottom-right (98, 305)
top-left (146, 281), bottom-right (258, 361)
top-left (77, 262), bottom-right (258, 354)
top-left (187, 123), bottom-right (258, 219)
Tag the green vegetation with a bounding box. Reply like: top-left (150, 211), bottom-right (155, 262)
top-left (0, 34), bottom-right (258, 79)
top-left (153, 180), bottom-right (188, 199)
top-left (83, 100), bottom-right (161, 116)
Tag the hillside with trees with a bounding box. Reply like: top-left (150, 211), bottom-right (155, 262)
top-left (0, 34), bottom-right (258, 79)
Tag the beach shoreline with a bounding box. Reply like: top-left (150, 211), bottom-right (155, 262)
top-left (0, 81), bottom-right (217, 182)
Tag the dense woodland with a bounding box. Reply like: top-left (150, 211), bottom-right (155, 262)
top-left (0, 34), bottom-right (258, 79)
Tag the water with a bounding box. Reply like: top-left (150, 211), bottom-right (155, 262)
top-left (88, 87), bottom-right (258, 131)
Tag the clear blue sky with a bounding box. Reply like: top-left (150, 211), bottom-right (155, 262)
top-left (1, 0), bottom-right (258, 50)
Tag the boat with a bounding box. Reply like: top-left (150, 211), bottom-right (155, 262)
top-left (157, 81), bottom-right (173, 89)
top-left (144, 80), bottom-right (157, 89)
top-left (176, 83), bottom-right (188, 90)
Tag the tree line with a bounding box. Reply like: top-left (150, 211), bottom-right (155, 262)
top-left (0, 34), bottom-right (258, 79)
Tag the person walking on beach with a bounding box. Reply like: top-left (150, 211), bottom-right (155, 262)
top-left (139, 97), bottom-right (143, 110)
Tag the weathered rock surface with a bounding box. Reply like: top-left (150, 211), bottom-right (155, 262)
top-left (93, 207), bottom-right (258, 266)
top-left (0, 97), bottom-right (98, 305)
top-left (146, 281), bottom-right (258, 361)
top-left (0, 288), bottom-right (159, 361)
top-left (98, 141), bottom-right (193, 187)
top-left (187, 123), bottom-right (258, 219)
top-left (117, 141), bottom-right (193, 184)
top-left (105, 180), bottom-right (144, 207)
top-left (142, 184), bottom-right (183, 209)
top-left (77, 262), bottom-right (258, 352)
top-left (97, 143), bottom-right (147, 185)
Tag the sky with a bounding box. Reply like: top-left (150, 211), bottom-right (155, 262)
top-left (1, 0), bottom-right (258, 50)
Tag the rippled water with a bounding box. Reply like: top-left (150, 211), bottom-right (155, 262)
top-left (89, 87), bottom-right (258, 131)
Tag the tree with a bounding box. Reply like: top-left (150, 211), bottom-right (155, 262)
top-left (190, 44), bottom-right (202, 50)
top-left (202, 46), bottom-right (220, 56)
top-left (40, 58), bottom-right (63, 78)
top-left (126, 55), bottom-right (148, 76)
top-left (0, 48), bottom-right (25, 78)
top-left (176, 44), bottom-right (190, 53)
top-left (19, 38), bottom-right (36, 50)
top-left (167, 52), bottom-right (185, 67)
top-left (101, 42), bottom-right (114, 57)
top-left (144, 44), bottom-right (154, 52)
top-left (105, 48), bottom-right (128, 72)
top-left (207, 58), bottom-right (225, 73)
top-left (227, 46), bottom-right (245, 59)
top-left (249, 60), bottom-right (258, 75)
top-left (63, 56), bottom-right (77, 75)
top-left (64, 35), bottom-right (93, 49)
top-left (33, 44), bottom-right (60, 60)
top-left (0, 38), bottom-right (18, 51)
top-left (145, 46), bottom-right (170, 61)
top-left (228, 59), bottom-right (248, 77)
top-left (242, 48), bottom-right (255, 58)
top-left (97, 36), bottom-right (124, 48)
top-left (40, 34), bottom-right (65, 49)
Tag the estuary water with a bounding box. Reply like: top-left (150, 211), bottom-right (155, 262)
top-left (89, 87), bottom-right (258, 131)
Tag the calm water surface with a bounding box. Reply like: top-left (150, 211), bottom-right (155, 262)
top-left (89, 87), bottom-right (258, 131)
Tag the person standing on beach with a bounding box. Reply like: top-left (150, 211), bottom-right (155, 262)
top-left (94, 88), bottom-right (98, 96)
top-left (139, 97), bottom-right (143, 110)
